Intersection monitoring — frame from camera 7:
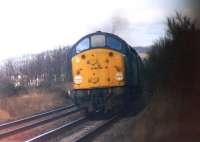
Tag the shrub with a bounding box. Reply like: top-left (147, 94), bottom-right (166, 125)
top-left (146, 13), bottom-right (200, 92)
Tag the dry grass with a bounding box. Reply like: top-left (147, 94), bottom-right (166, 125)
top-left (0, 88), bottom-right (72, 121)
top-left (131, 92), bottom-right (181, 142)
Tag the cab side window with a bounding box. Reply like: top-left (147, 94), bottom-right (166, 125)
top-left (76, 38), bottom-right (89, 53)
top-left (107, 36), bottom-right (121, 50)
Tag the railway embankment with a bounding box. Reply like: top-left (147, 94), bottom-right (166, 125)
top-left (0, 87), bottom-right (72, 121)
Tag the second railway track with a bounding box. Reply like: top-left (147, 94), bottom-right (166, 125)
top-left (0, 104), bottom-right (82, 140)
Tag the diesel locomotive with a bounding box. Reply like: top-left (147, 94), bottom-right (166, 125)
top-left (66, 31), bottom-right (143, 114)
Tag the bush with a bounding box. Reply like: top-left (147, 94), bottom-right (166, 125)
top-left (145, 13), bottom-right (200, 92)
top-left (0, 79), bottom-right (16, 96)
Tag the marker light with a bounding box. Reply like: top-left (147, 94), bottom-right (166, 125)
top-left (74, 75), bottom-right (83, 84)
top-left (115, 72), bottom-right (123, 81)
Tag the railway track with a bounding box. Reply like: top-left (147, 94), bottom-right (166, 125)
top-left (0, 104), bottom-right (120, 142)
top-left (25, 114), bottom-right (120, 142)
top-left (0, 104), bottom-right (81, 140)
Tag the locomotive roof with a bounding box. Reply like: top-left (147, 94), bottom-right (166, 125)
top-left (70, 31), bottom-right (138, 56)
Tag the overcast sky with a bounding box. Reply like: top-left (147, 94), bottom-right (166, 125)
top-left (0, 0), bottom-right (190, 62)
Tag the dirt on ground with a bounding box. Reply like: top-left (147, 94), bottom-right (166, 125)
top-left (0, 88), bottom-right (72, 121)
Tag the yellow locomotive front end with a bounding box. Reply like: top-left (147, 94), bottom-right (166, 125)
top-left (72, 48), bottom-right (125, 89)
top-left (67, 32), bottom-right (134, 113)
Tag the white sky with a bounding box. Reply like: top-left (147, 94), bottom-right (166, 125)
top-left (0, 0), bottom-right (188, 62)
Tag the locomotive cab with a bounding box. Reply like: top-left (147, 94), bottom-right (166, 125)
top-left (67, 31), bottom-right (143, 114)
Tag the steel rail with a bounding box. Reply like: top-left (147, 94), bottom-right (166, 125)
top-left (26, 114), bottom-right (119, 142)
top-left (25, 117), bottom-right (87, 142)
top-left (0, 107), bottom-right (80, 138)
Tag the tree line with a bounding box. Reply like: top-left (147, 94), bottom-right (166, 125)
top-left (0, 46), bottom-right (71, 93)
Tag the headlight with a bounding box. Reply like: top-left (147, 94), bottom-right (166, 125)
top-left (76, 57), bottom-right (80, 63)
top-left (74, 75), bottom-right (83, 84)
top-left (115, 72), bottom-right (123, 81)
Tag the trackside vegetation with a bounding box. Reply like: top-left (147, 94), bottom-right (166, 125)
top-left (145, 13), bottom-right (200, 93)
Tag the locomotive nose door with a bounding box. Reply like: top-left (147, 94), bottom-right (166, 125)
top-left (86, 51), bottom-right (102, 87)
top-left (95, 49), bottom-right (110, 87)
